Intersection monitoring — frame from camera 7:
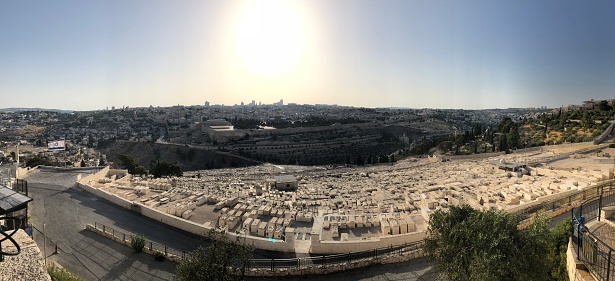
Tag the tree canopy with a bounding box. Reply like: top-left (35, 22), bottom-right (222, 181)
top-left (116, 154), bottom-right (148, 175)
top-left (25, 154), bottom-right (54, 167)
top-left (424, 205), bottom-right (569, 281)
top-left (149, 160), bottom-right (182, 178)
top-left (174, 230), bottom-right (253, 281)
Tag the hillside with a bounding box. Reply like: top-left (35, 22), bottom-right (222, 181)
top-left (102, 141), bottom-right (260, 172)
top-left (521, 102), bottom-right (614, 146)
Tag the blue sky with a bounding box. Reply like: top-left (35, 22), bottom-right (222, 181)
top-left (1, 0), bottom-right (614, 110)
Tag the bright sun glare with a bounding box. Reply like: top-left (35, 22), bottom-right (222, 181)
top-left (235, 0), bottom-right (306, 76)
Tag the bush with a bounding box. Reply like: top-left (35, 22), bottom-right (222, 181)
top-left (131, 234), bottom-right (146, 253)
top-left (154, 250), bottom-right (166, 262)
top-left (609, 143), bottom-right (615, 148)
top-left (47, 263), bottom-right (84, 281)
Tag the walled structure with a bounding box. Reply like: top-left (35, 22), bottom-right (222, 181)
top-left (76, 142), bottom-right (612, 254)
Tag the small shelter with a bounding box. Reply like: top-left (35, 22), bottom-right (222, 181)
top-left (273, 175), bottom-right (297, 191)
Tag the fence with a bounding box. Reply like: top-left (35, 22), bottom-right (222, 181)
top-left (247, 241), bottom-right (423, 271)
top-left (92, 222), bottom-right (188, 260)
top-left (513, 179), bottom-right (613, 222)
top-left (572, 185), bottom-right (615, 281)
top-left (91, 221), bottom-right (424, 271)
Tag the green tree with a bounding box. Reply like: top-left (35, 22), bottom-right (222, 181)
top-left (117, 154), bottom-right (148, 175)
top-left (174, 230), bottom-right (253, 281)
top-left (25, 154), bottom-right (54, 167)
top-left (424, 205), bottom-right (562, 281)
top-left (130, 234), bottom-right (146, 253)
top-left (149, 160), bottom-right (183, 178)
top-left (436, 141), bottom-right (454, 154)
top-left (598, 100), bottom-right (612, 112)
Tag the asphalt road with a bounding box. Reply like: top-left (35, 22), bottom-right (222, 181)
top-left (26, 169), bottom-right (180, 280)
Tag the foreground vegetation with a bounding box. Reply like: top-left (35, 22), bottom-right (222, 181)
top-left (424, 205), bottom-right (570, 281)
top-left (47, 264), bottom-right (84, 281)
top-left (174, 230), bottom-right (253, 281)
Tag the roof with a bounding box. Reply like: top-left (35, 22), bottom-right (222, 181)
top-left (274, 175), bottom-right (297, 183)
top-left (0, 185), bottom-right (33, 215)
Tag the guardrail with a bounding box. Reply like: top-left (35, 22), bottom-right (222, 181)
top-left (513, 180), bottom-right (613, 221)
top-left (247, 241), bottom-right (423, 271)
top-left (91, 221), bottom-right (424, 271)
top-left (572, 185), bottom-right (615, 281)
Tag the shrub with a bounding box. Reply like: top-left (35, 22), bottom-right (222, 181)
top-left (47, 263), bottom-right (84, 281)
top-left (131, 234), bottom-right (146, 253)
top-left (609, 143), bottom-right (615, 148)
top-left (154, 250), bottom-right (166, 262)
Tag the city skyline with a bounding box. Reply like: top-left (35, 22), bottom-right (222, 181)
top-left (1, 0), bottom-right (614, 111)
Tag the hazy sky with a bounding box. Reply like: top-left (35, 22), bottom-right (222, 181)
top-left (1, 0), bottom-right (614, 111)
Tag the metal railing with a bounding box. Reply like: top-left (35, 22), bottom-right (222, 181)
top-left (572, 185), bottom-right (615, 281)
top-left (247, 241), bottom-right (423, 271)
top-left (91, 221), bottom-right (424, 271)
top-left (93, 222), bottom-right (187, 259)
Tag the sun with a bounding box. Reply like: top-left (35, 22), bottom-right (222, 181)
top-left (234, 0), bottom-right (306, 76)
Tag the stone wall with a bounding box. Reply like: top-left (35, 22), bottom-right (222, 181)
top-left (310, 231), bottom-right (426, 254)
top-left (79, 181), bottom-right (295, 252)
top-left (16, 166), bottom-right (36, 179)
top-left (77, 166), bottom-right (110, 185)
top-left (0, 229), bottom-right (51, 281)
top-left (566, 238), bottom-right (596, 281)
top-left (243, 248), bottom-right (425, 277)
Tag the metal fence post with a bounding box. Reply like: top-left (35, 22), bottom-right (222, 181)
top-left (607, 249), bottom-right (612, 281)
top-left (149, 241), bottom-right (153, 251)
top-left (577, 223), bottom-right (581, 259)
top-left (123, 233), bottom-right (125, 242)
top-left (270, 259), bottom-right (274, 271)
top-left (165, 246), bottom-right (167, 256)
top-left (599, 188), bottom-right (604, 221)
top-left (103, 225), bottom-right (105, 233)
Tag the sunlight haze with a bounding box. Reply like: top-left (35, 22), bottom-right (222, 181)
top-left (0, 0), bottom-right (614, 110)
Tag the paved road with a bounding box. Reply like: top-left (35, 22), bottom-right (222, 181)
top-left (26, 169), bottom-right (181, 280)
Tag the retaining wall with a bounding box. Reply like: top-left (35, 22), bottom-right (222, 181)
top-left (79, 180), bottom-right (295, 252)
top-left (310, 231), bottom-right (426, 254)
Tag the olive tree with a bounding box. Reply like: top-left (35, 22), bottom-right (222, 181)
top-left (424, 205), bottom-right (555, 281)
top-left (174, 230), bottom-right (253, 281)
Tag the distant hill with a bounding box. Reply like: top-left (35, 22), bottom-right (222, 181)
top-left (101, 140), bottom-right (260, 171)
top-left (0, 108), bottom-right (73, 113)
